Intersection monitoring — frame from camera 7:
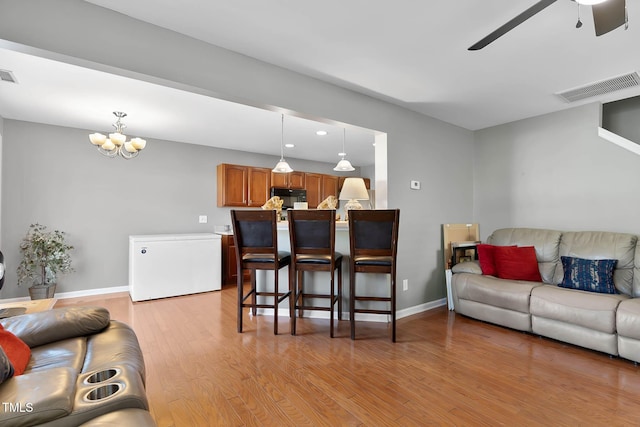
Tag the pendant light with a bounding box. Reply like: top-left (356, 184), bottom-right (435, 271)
top-left (272, 114), bottom-right (293, 173)
top-left (334, 128), bottom-right (355, 171)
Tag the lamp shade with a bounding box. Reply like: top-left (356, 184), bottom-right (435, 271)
top-left (334, 158), bottom-right (355, 172)
top-left (272, 160), bottom-right (293, 173)
top-left (339, 177), bottom-right (369, 201)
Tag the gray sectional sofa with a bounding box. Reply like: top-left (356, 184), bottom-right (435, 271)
top-left (0, 306), bottom-right (156, 426)
top-left (451, 227), bottom-right (640, 363)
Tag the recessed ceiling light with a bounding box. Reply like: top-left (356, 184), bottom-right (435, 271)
top-left (338, 152), bottom-right (346, 156)
top-left (316, 130), bottom-right (328, 136)
top-left (285, 143), bottom-right (295, 148)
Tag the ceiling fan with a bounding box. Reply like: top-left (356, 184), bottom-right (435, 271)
top-left (468, 0), bottom-right (627, 50)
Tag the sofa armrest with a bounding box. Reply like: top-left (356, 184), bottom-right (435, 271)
top-left (451, 260), bottom-right (482, 275)
top-left (0, 307), bottom-right (110, 348)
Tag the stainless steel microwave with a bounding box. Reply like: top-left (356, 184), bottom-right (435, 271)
top-left (270, 188), bottom-right (307, 209)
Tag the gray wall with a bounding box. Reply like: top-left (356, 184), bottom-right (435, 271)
top-left (0, 0), bottom-right (476, 307)
top-left (474, 102), bottom-right (640, 238)
top-left (0, 119), bottom-right (364, 298)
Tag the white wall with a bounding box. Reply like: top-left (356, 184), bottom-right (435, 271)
top-left (474, 103), bottom-right (640, 238)
top-left (0, 1), bottom-right (476, 306)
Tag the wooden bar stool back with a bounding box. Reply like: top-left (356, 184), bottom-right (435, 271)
top-left (288, 209), bottom-right (343, 337)
top-left (231, 210), bottom-right (292, 335)
top-left (348, 209), bottom-right (400, 342)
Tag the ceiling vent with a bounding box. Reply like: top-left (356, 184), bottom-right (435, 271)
top-left (0, 69), bottom-right (17, 84)
top-left (555, 72), bottom-right (640, 103)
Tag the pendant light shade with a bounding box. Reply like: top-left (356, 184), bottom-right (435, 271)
top-left (334, 128), bottom-right (355, 171)
top-left (273, 114), bottom-right (293, 173)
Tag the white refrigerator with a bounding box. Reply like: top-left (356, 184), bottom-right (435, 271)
top-left (129, 233), bottom-right (221, 302)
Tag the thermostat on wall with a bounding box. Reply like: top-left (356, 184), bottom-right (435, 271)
top-left (410, 180), bottom-right (421, 190)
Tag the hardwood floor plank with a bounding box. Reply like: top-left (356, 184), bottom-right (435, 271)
top-left (56, 287), bottom-right (640, 426)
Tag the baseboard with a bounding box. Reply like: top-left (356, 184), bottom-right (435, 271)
top-left (0, 286), bottom-right (129, 303)
top-left (259, 297), bottom-right (447, 322)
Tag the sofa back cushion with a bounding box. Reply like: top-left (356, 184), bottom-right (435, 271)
top-left (559, 231), bottom-right (637, 296)
top-left (487, 228), bottom-right (562, 284)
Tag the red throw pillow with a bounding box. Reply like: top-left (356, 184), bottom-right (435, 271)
top-left (493, 246), bottom-right (542, 282)
top-left (0, 324), bottom-right (31, 375)
top-left (477, 244), bottom-right (515, 276)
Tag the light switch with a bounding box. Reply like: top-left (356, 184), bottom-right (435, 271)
top-left (198, 215), bottom-right (208, 224)
top-left (410, 180), bottom-right (421, 190)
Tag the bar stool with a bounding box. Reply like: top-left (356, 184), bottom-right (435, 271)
top-left (348, 209), bottom-right (400, 342)
top-left (288, 209), bottom-right (343, 337)
top-left (231, 210), bottom-right (292, 335)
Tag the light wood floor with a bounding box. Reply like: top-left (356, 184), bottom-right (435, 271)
top-left (57, 288), bottom-right (640, 426)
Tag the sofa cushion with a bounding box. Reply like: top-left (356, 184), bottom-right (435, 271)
top-left (559, 231), bottom-right (637, 296)
top-left (0, 366), bottom-right (75, 426)
top-left (494, 246), bottom-right (542, 282)
top-left (1, 306), bottom-right (110, 348)
top-left (487, 228), bottom-right (562, 284)
top-left (530, 285), bottom-right (628, 334)
top-left (616, 299), bottom-right (640, 340)
top-left (0, 346), bottom-right (14, 384)
top-left (29, 337), bottom-right (87, 373)
top-left (558, 256), bottom-right (617, 294)
top-left (453, 273), bottom-right (540, 313)
top-left (0, 324), bottom-right (31, 375)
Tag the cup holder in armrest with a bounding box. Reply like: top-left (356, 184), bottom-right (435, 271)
top-left (83, 383), bottom-right (124, 402)
top-left (84, 368), bottom-right (121, 384)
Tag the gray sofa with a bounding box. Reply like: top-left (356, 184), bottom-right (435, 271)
top-left (0, 306), bottom-right (155, 426)
top-left (451, 227), bottom-right (640, 363)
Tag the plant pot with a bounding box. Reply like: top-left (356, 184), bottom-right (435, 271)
top-left (28, 284), bottom-right (56, 300)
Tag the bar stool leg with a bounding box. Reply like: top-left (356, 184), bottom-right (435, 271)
top-left (337, 262), bottom-right (343, 321)
top-left (237, 267), bottom-right (243, 333)
top-left (273, 268), bottom-right (279, 335)
top-left (350, 269), bottom-right (356, 340)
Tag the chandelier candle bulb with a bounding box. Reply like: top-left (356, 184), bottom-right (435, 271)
top-left (101, 139), bottom-right (115, 151)
top-left (109, 133), bottom-right (125, 146)
top-left (131, 137), bottom-right (146, 150)
top-left (89, 133), bottom-right (106, 145)
top-left (124, 142), bottom-right (137, 153)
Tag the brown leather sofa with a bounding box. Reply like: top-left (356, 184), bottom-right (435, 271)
top-left (451, 227), bottom-right (640, 363)
top-left (0, 306), bottom-right (155, 426)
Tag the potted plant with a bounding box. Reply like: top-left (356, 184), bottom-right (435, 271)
top-left (17, 223), bottom-right (74, 300)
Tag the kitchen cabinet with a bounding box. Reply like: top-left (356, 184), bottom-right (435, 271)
top-left (321, 174), bottom-right (339, 201)
top-left (247, 167), bottom-right (271, 207)
top-left (220, 234), bottom-right (238, 286)
top-left (271, 171), bottom-right (305, 189)
top-left (305, 173), bottom-right (323, 208)
top-left (217, 163), bottom-right (271, 207)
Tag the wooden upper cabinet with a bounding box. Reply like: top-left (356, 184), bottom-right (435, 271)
top-left (247, 167), bottom-right (271, 207)
top-left (217, 164), bottom-right (271, 207)
top-left (217, 163), bottom-right (247, 207)
top-left (271, 171), bottom-right (305, 189)
top-left (305, 173), bottom-right (323, 208)
top-left (321, 174), bottom-right (339, 201)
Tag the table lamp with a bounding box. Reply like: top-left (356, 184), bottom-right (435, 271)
top-left (339, 177), bottom-right (369, 220)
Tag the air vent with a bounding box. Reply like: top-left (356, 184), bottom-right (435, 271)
top-left (0, 69), bottom-right (17, 84)
top-left (555, 72), bottom-right (640, 103)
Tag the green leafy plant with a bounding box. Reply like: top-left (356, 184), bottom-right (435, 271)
top-left (17, 223), bottom-right (74, 287)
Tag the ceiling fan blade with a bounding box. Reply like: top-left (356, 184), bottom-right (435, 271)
top-left (592, 0), bottom-right (626, 36)
top-left (468, 0), bottom-right (558, 50)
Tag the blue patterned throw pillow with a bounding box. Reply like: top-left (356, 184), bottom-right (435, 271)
top-left (559, 256), bottom-right (618, 294)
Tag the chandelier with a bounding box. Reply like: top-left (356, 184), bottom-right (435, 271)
top-left (89, 112), bottom-right (147, 159)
